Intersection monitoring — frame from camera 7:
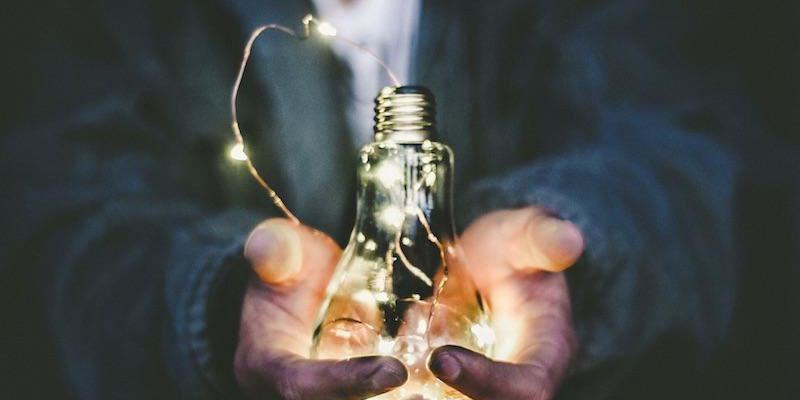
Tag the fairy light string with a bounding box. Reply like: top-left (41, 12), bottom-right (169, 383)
top-left (230, 15), bottom-right (404, 225)
top-left (230, 14), bottom-right (451, 346)
top-left (230, 23), bottom-right (300, 224)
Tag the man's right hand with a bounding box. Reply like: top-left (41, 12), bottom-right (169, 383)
top-left (234, 219), bottom-right (408, 400)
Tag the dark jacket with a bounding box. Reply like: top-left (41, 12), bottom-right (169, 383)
top-left (1, 0), bottom-right (779, 399)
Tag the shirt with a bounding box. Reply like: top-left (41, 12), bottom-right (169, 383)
top-left (311, 0), bottom-right (421, 146)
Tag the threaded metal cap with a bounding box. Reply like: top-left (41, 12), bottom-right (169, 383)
top-left (373, 86), bottom-right (436, 143)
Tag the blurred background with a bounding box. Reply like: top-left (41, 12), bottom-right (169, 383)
top-left (1, 1), bottom-right (798, 399)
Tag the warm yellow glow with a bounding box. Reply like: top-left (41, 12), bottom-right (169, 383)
top-left (471, 323), bottom-right (496, 348)
top-left (374, 291), bottom-right (390, 303)
top-left (373, 269), bottom-right (388, 292)
top-left (422, 165), bottom-right (436, 186)
top-left (416, 319), bottom-right (428, 335)
top-left (401, 352), bottom-right (419, 365)
top-left (353, 289), bottom-right (374, 304)
top-left (377, 337), bottom-right (395, 354)
top-left (317, 21), bottom-right (338, 37)
top-left (424, 172), bottom-right (436, 186)
top-left (379, 205), bottom-right (405, 229)
top-left (374, 162), bottom-right (403, 188)
top-left (332, 327), bottom-right (352, 339)
top-left (490, 314), bottom-right (520, 360)
top-left (229, 142), bottom-right (248, 161)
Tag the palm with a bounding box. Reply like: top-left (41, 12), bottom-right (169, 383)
top-left (427, 207), bottom-right (582, 400)
top-left (234, 219), bottom-right (407, 400)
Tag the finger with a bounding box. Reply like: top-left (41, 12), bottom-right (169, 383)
top-left (523, 210), bottom-right (584, 271)
top-left (461, 207), bottom-right (584, 273)
top-left (429, 346), bottom-right (557, 400)
top-left (287, 356), bottom-right (407, 400)
top-left (245, 219), bottom-right (303, 283)
top-left (244, 218), bottom-right (341, 284)
top-left (238, 354), bottom-right (407, 400)
top-left (488, 272), bottom-right (576, 363)
top-left (240, 219), bottom-right (342, 354)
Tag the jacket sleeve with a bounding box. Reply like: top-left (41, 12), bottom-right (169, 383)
top-left (461, 1), bottom-right (753, 397)
top-left (1, 3), bottom-right (268, 399)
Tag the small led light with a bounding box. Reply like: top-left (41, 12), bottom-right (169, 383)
top-left (374, 291), bottom-right (390, 302)
top-left (229, 142), bottom-right (248, 161)
top-left (374, 162), bottom-right (403, 188)
top-left (377, 337), bottom-right (395, 354)
top-left (317, 22), bottom-right (338, 37)
top-left (425, 171), bottom-right (437, 186)
top-left (416, 319), bottom-right (428, 334)
top-left (332, 328), bottom-right (353, 339)
top-left (353, 289), bottom-right (374, 304)
top-left (379, 205), bottom-right (405, 229)
top-left (401, 351), bottom-right (419, 365)
top-left (471, 323), bottom-right (496, 348)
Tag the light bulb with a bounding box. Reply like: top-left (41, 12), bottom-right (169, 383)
top-left (312, 86), bottom-right (493, 400)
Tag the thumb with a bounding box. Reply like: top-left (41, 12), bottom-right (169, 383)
top-left (429, 345), bottom-right (555, 400)
top-left (244, 218), bottom-right (341, 284)
top-left (462, 207), bottom-right (584, 273)
top-left (274, 356), bottom-right (408, 399)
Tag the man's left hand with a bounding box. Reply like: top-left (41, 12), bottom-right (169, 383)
top-left (429, 207), bottom-right (584, 400)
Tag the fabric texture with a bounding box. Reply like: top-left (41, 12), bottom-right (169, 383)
top-left (0, 0), bottom-right (771, 399)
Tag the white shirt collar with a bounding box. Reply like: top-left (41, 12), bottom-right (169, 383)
top-left (311, 0), bottom-right (421, 146)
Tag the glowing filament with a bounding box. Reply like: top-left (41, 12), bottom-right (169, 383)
top-left (424, 171), bottom-right (436, 186)
top-left (379, 206), bottom-right (405, 229)
top-left (416, 319), bottom-right (428, 335)
top-left (374, 291), bottom-right (390, 303)
top-left (353, 289), bottom-right (373, 304)
top-left (377, 337), bottom-right (395, 354)
top-left (316, 21), bottom-right (338, 37)
top-left (229, 142), bottom-right (248, 161)
top-left (374, 162), bottom-right (404, 188)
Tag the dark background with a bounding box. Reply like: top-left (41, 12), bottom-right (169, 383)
top-left (1, 1), bottom-right (798, 399)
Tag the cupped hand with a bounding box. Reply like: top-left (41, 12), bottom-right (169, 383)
top-left (234, 219), bottom-right (408, 400)
top-left (429, 208), bottom-right (584, 400)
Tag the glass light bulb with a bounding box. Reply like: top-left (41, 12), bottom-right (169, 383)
top-left (311, 86), bottom-right (493, 400)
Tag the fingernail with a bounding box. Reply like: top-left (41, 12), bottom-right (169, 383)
top-left (368, 360), bottom-right (408, 389)
top-left (429, 349), bottom-right (462, 382)
top-left (244, 221), bottom-right (302, 282)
